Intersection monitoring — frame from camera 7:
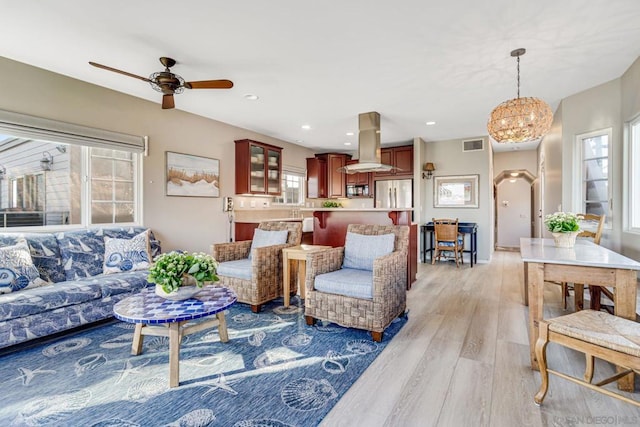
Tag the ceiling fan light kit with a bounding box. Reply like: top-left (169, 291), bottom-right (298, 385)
top-left (89, 57), bottom-right (233, 110)
top-left (487, 48), bottom-right (553, 143)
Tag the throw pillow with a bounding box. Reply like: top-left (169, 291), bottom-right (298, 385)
top-left (343, 232), bottom-right (395, 271)
top-left (249, 229), bottom-right (289, 259)
top-left (103, 230), bottom-right (152, 274)
top-left (0, 239), bottom-right (48, 294)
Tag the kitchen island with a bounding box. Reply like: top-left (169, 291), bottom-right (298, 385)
top-left (301, 208), bottom-right (416, 287)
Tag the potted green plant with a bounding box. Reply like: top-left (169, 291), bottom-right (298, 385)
top-left (148, 251), bottom-right (219, 300)
top-left (544, 212), bottom-right (583, 248)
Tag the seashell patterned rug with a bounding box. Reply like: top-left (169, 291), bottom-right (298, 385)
top-left (0, 296), bottom-right (406, 426)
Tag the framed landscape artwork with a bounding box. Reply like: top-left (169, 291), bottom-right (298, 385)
top-left (434, 174), bottom-right (479, 208)
top-left (165, 151), bottom-right (220, 197)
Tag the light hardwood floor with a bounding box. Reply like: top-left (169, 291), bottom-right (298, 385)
top-left (319, 251), bottom-right (640, 427)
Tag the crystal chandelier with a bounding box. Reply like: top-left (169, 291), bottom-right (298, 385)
top-left (487, 48), bottom-right (553, 143)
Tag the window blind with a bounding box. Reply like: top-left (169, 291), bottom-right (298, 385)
top-left (0, 109), bottom-right (146, 152)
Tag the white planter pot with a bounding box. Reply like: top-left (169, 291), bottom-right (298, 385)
top-left (552, 231), bottom-right (580, 248)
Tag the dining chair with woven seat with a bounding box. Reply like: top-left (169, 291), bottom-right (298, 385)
top-left (432, 218), bottom-right (465, 268)
top-left (561, 213), bottom-right (606, 310)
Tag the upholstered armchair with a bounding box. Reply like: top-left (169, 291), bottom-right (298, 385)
top-left (213, 221), bottom-right (302, 312)
top-left (303, 224), bottom-right (409, 342)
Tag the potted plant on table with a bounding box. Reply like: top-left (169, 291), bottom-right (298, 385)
top-left (148, 251), bottom-right (219, 300)
top-left (544, 212), bottom-right (583, 248)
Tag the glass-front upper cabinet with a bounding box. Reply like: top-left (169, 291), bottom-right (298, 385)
top-left (235, 139), bottom-right (282, 195)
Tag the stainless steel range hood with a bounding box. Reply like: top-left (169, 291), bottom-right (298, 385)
top-left (338, 111), bottom-right (396, 174)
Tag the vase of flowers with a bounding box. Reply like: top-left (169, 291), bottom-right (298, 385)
top-left (544, 212), bottom-right (582, 248)
top-left (148, 251), bottom-right (219, 301)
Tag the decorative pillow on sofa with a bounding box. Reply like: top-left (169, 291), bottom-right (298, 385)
top-left (0, 239), bottom-right (48, 294)
top-left (249, 229), bottom-right (288, 259)
top-left (103, 230), bottom-right (152, 274)
top-left (57, 227), bottom-right (160, 280)
top-left (0, 232), bottom-right (65, 283)
top-left (342, 232), bottom-right (395, 271)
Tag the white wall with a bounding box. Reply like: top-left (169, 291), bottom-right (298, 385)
top-left (493, 150), bottom-right (537, 248)
top-left (559, 78), bottom-right (622, 251)
top-left (0, 57), bottom-right (315, 252)
top-left (620, 56), bottom-right (640, 262)
top-left (422, 136), bottom-right (492, 262)
top-left (540, 55), bottom-right (640, 265)
top-left (538, 101), bottom-right (563, 238)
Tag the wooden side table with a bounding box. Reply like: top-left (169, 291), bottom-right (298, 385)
top-left (282, 244), bottom-right (331, 307)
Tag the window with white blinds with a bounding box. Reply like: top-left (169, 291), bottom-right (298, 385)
top-left (0, 110), bottom-right (144, 229)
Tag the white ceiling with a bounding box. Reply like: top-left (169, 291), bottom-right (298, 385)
top-left (2, 1), bottom-right (640, 154)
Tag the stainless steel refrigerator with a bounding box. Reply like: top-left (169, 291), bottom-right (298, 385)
top-left (375, 179), bottom-right (413, 209)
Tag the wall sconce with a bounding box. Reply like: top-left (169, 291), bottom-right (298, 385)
top-left (422, 162), bottom-right (435, 179)
top-left (40, 151), bottom-right (53, 171)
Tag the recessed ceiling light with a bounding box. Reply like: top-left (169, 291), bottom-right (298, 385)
top-left (510, 172), bottom-right (519, 177)
top-left (296, 139), bottom-right (304, 143)
top-left (243, 94), bottom-right (259, 101)
top-left (344, 142), bottom-right (352, 146)
top-left (426, 121), bottom-right (436, 126)
top-left (301, 125), bottom-right (311, 130)
top-left (346, 132), bottom-right (354, 136)
top-left (509, 179), bottom-right (517, 183)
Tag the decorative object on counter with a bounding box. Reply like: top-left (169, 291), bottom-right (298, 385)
top-left (422, 162), bottom-right (435, 179)
top-left (544, 212), bottom-right (582, 248)
top-left (322, 201), bottom-right (343, 208)
top-left (165, 151), bottom-right (220, 198)
top-left (487, 48), bottom-right (553, 143)
top-left (148, 251), bottom-right (219, 300)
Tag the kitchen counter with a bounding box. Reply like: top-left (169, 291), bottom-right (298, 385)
top-left (233, 217), bottom-right (303, 224)
top-left (300, 208), bottom-right (413, 212)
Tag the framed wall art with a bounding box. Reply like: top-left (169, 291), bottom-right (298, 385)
top-left (434, 174), bottom-right (479, 208)
top-left (165, 151), bottom-right (220, 197)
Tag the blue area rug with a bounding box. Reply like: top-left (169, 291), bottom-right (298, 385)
top-left (0, 295), bottom-right (406, 426)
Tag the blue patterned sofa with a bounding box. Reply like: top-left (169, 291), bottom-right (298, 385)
top-left (0, 227), bottom-right (160, 349)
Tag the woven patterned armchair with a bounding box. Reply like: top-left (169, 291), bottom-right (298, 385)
top-left (304, 224), bottom-right (409, 342)
top-left (213, 221), bottom-right (301, 313)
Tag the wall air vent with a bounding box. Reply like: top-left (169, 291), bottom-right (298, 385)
top-left (462, 138), bottom-right (485, 152)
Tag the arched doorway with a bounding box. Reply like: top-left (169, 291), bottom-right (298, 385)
top-left (494, 169), bottom-right (536, 250)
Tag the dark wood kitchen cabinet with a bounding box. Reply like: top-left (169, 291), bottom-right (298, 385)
top-left (345, 160), bottom-right (372, 186)
top-left (375, 145), bottom-right (414, 178)
top-left (306, 153), bottom-right (350, 198)
top-left (235, 139), bottom-right (282, 195)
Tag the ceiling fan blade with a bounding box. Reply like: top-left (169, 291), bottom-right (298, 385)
top-left (89, 61), bottom-right (152, 83)
top-left (185, 79), bottom-right (234, 89)
top-left (162, 94), bottom-right (175, 109)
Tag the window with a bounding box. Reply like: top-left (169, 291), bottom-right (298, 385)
top-left (576, 129), bottom-right (611, 223)
top-left (273, 170), bottom-right (304, 205)
top-left (0, 110), bottom-right (144, 230)
top-left (630, 118), bottom-right (640, 231)
top-left (90, 148), bottom-right (136, 224)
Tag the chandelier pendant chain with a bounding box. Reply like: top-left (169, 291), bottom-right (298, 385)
top-left (516, 55), bottom-right (520, 99)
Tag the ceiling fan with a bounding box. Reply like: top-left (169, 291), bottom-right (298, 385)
top-left (89, 57), bottom-right (233, 109)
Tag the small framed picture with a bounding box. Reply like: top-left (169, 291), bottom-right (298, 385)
top-left (434, 174), bottom-right (479, 208)
top-left (165, 151), bottom-right (220, 197)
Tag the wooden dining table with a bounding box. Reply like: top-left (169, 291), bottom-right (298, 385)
top-left (520, 237), bottom-right (640, 391)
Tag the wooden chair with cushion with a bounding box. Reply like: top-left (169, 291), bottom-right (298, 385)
top-left (303, 224), bottom-right (409, 342)
top-left (213, 221), bottom-right (302, 313)
top-left (432, 218), bottom-right (465, 268)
